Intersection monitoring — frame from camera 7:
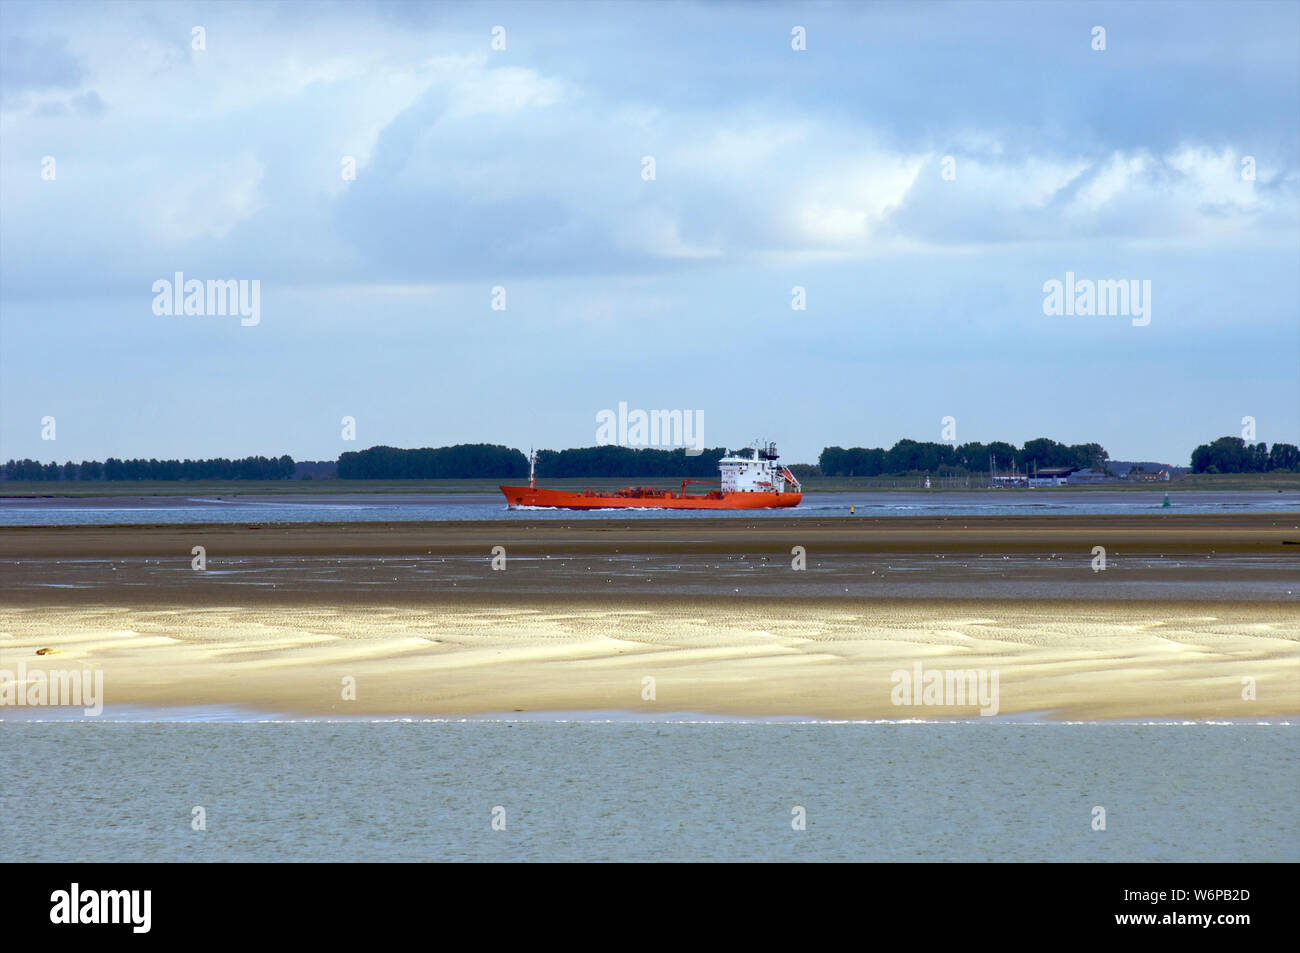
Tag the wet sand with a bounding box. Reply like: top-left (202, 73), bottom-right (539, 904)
top-left (1, 515), bottom-right (1297, 720)
top-left (3, 513), bottom-right (1298, 560)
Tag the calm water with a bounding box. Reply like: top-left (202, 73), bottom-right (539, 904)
top-left (1, 490), bottom-right (1298, 526)
top-left (1, 719), bottom-right (1294, 862)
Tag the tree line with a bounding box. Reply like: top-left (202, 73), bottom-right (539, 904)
top-left (818, 438), bottom-right (1109, 477)
top-left (336, 444), bottom-right (728, 479)
top-left (337, 444), bottom-right (527, 479)
top-left (1, 456), bottom-right (294, 481)
top-left (5, 436), bottom-right (1297, 481)
top-left (533, 446), bottom-right (727, 479)
top-left (3, 444), bottom-right (731, 481)
top-left (1189, 437), bottom-right (1300, 473)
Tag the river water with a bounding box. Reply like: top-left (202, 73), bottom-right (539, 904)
top-left (2, 490), bottom-right (1297, 526)
top-left (0, 718), bottom-right (1294, 862)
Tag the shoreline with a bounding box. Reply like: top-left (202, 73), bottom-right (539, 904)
top-left (3, 511), bottom-right (1298, 557)
top-left (2, 474), bottom-right (1299, 499)
top-left (2, 703), bottom-right (1296, 725)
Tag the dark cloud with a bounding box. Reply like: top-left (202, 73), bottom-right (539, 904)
top-left (71, 90), bottom-right (105, 115)
top-left (0, 34), bottom-right (83, 91)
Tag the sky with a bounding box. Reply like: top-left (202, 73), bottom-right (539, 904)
top-left (1, 0), bottom-right (1297, 467)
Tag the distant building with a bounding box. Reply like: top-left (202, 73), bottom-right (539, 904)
top-left (1110, 460), bottom-right (1177, 478)
top-left (1127, 468), bottom-right (1171, 482)
top-left (1027, 466), bottom-right (1079, 487)
top-left (1066, 468), bottom-right (1115, 484)
top-left (990, 466), bottom-right (1081, 487)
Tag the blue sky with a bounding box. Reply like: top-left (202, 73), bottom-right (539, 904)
top-left (1, 0), bottom-right (1297, 466)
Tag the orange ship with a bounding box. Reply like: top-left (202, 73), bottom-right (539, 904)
top-left (501, 442), bottom-right (802, 510)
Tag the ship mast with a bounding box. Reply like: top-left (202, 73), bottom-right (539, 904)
top-left (528, 448), bottom-right (536, 489)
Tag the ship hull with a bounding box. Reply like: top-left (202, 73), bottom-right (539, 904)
top-left (500, 486), bottom-right (801, 510)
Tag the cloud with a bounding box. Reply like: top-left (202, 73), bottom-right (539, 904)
top-left (71, 90), bottom-right (105, 116)
top-left (148, 153), bottom-right (267, 243)
top-left (0, 34), bottom-right (83, 92)
top-left (0, 0), bottom-right (1296, 299)
top-left (30, 89), bottom-right (105, 118)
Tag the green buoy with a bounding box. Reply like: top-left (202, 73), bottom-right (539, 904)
top-left (1162, 495), bottom-right (1171, 508)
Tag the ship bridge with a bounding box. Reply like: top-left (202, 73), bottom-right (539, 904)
top-left (719, 442), bottom-right (800, 493)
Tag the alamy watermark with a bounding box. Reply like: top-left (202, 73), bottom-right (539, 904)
top-left (50, 884), bottom-right (150, 933)
top-left (152, 273), bottom-right (260, 326)
top-left (596, 401), bottom-right (704, 455)
top-left (890, 663), bottom-right (1000, 716)
top-left (1, 663), bottom-right (103, 716)
top-left (1042, 272), bottom-right (1150, 327)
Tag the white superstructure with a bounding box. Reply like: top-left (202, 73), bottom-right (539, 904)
top-left (718, 442), bottom-right (801, 494)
